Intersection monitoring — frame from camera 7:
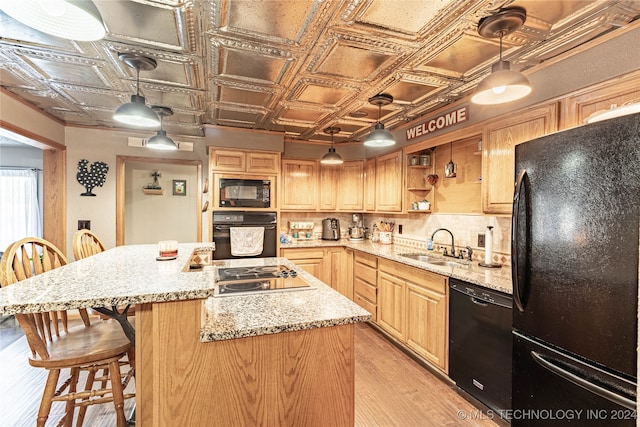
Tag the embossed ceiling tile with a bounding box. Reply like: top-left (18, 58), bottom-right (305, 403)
top-left (138, 58), bottom-right (200, 88)
top-left (357, 0), bottom-right (452, 35)
top-left (514, 0), bottom-right (594, 26)
top-left (0, 11), bottom-right (81, 53)
top-left (384, 79), bottom-right (440, 104)
top-left (98, 1), bottom-right (193, 52)
top-left (223, 0), bottom-right (317, 43)
top-left (279, 106), bottom-right (329, 123)
top-left (14, 51), bottom-right (112, 89)
top-left (283, 125), bottom-right (310, 137)
top-left (420, 35), bottom-right (499, 76)
top-left (216, 108), bottom-right (265, 124)
top-left (313, 40), bottom-right (395, 80)
top-left (333, 121), bottom-right (371, 135)
top-left (218, 46), bottom-right (290, 84)
top-left (144, 90), bottom-right (202, 112)
top-left (0, 65), bottom-right (41, 90)
top-left (219, 86), bottom-right (272, 107)
top-left (55, 85), bottom-right (123, 109)
top-left (289, 80), bottom-right (356, 106)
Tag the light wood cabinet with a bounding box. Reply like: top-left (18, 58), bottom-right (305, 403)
top-left (405, 272), bottom-right (448, 372)
top-left (318, 164), bottom-right (337, 211)
top-left (210, 148), bottom-right (280, 174)
top-left (364, 158), bottom-right (376, 212)
top-left (377, 266), bottom-right (406, 341)
top-left (337, 161), bottom-right (364, 211)
top-left (353, 252), bottom-right (377, 321)
top-left (375, 150), bottom-right (403, 212)
top-left (482, 103), bottom-right (558, 214)
top-left (281, 248), bottom-right (326, 283)
top-left (376, 257), bottom-right (448, 372)
top-left (404, 151), bottom-right (433, 214)
top-left (281, 159), bottom-right (318, 210)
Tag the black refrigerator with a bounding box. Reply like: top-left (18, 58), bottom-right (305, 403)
top-left (511, 113), bottom-right (639, 426)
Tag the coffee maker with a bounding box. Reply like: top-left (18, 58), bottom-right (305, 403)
top-left (348, 214), bottom-right (364, 241)
top-left (321, 218), bottom-right (340, 240)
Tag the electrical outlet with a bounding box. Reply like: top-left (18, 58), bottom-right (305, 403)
top-left (78, 220), bottom-right (91, 230)
top-left (478, 233), bottom-right (485, 247)
top-left (398, 224), bottom-right (403, 234)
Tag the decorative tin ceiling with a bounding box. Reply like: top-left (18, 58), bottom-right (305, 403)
top-left (1, 0), bottom-right (639, 145)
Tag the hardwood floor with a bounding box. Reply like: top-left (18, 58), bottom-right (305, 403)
top-left (0, 319), bottom-right (503, 426)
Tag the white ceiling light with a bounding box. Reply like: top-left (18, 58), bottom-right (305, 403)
top-left (113, 53), bottom-right (161, 128)
top-left (147, 106), bottom-right (177, 150)
top-left (321, 127), bottom-right (344, 165)
top-left (0, 0), bottom-right (106, 41)
top-left (364, 94), bottom-right (395, 147)
top-left (471, 7), bottom-right (531, 105)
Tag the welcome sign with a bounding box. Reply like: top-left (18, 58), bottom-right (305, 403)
top-left (405, 106), bottom-right (468, 141)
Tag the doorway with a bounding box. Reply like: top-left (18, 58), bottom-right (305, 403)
top-left (115, 156), bottom-right (202, 246)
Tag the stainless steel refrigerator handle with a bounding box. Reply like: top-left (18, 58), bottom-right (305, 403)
top-left (512, 169), bottom-right (527, 312)
top-left (531, 351), bottom-right (636, 410)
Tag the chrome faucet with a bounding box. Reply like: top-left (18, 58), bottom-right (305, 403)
top-left (431, 228), bottom-right (456, 258)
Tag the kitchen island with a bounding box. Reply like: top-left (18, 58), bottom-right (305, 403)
top-left (0, 243), bottom-right (370, 427)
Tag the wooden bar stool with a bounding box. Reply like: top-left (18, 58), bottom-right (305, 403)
top-left (1, 237), bottom-right (134, 427)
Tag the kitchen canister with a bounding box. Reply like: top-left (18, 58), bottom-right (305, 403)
top-left (379, 231), bottom-right (393, 245)
top-left (419, 154), bottom-right (431, 166)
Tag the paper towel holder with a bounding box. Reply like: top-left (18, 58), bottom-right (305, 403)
top-left (479, 225), bottom-right (502, 268)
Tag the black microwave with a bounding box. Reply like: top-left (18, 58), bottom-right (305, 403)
top-left (219, 178), bottom-right (271, 208)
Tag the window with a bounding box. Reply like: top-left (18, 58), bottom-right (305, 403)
top-left (0, 169), bottom-right (42, 253)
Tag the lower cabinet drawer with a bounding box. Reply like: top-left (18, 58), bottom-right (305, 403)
top-left (354, 294), bottom-right (377, 322)
top-left (354, 278), bottom-right (376, 303)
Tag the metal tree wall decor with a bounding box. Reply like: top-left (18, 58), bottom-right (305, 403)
top-left (76, 159), bottom-right (109, 196)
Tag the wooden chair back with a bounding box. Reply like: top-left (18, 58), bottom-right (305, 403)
top-left (0, 237), bottom-right (91, 360)
top-left (73, 229), bottom-right (106, 260)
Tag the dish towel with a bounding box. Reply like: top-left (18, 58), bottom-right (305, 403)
top-left (230, 227), bottom-right (265, 256)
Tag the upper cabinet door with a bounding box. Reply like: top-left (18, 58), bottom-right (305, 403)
top-left (211, 150), bottom-right (246, 172)
top-left (246, 152), bottom-right (280, 174)
top-left (482, 103), bottom-right (558, 214)
top-left (318, 164), bottom-right (338, 211)
top-left (364, 158), bottom-right (376, 212)
top-left (375, 150), bottom-right (403, 212)
top-left (337, 160), bottom-right (364, 211)
top-left (281, 159), bottom-right (318, 210)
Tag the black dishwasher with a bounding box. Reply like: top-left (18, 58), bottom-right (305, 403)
top-left (449, 278), bottom-right (512, 418)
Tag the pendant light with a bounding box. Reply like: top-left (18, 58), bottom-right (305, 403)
top-left (0, 0), bottom-right (106, 41)
top-left (113, 53), bottom-right (161, 128)
top-left (321, 127), bottom-right (343, 165)
top-left (147, 106), bottom-right (177, 150)
top-left (364, 93), bottom-right (395, 147)
top-left (444, 142), bottom-right (457, 178)
top-left (471, 7), bottom-right (531, 105)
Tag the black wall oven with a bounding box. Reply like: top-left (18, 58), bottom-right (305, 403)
top-left (212, 211), bottom-right (277, 260)
top-left (219, 178), bottom-right (271, 208)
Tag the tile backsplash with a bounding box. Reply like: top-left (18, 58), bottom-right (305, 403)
top-left (280, 212), bottom-right (511, 265)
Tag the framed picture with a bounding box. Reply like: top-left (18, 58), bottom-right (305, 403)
top-left (172, 179), bottom-right (187, 196)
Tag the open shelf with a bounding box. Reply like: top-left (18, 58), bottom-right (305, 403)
top-left (142, 188), bottom-right (164, 195)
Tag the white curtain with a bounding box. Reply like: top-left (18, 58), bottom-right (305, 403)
top-left (0, 169), bottom-right (42, 253)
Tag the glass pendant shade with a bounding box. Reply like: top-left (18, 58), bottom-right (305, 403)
top-left (0, 0), bottom-right (106, 41)
top-left (364, 123), bottom-right (395, 147)
top-left (321, 147), bottom-right (343, 164)
top-left (147, 130), bottom-right (177, 150)
top-left (114, 94), bottom-right (160, 128)
top-left (471, 60), bottom-right (531, 105)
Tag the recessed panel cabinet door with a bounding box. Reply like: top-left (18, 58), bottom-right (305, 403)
top-left (364, 158), bottom-right (376, 211)
top-left (319, 164), bottom-right (337, 210)
top-left (406, 283), bottom-right (448, 372)
top-left (482, 104), bottom-right (558, 214)
top-left (375, 151), bottom-right (403, 212)
top-left (337, 161), bottom-right (364, 211)
top-left (281, 159), bottom-right (318, 210)
top-left (377, 270), bottom-right (405, 340)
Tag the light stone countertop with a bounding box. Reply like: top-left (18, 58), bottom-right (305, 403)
top-left (0, 243), bottom-right (371, 341)
top-left (281, 239), bottom-right (513, 295)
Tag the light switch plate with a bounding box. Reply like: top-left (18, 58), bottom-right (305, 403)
top-left (478, 233), bottom-right (485, 247)
top-left (78, 220), bottom-right (91, 230)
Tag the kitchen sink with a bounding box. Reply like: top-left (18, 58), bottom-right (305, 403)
top-left (398, 253), bottom-right (466, 267)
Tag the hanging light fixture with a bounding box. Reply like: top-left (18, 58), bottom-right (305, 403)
top-left (444, 142), bottom-right (457, 178)
top-left (147, 106), bottom-right (177, 150)
top-left (0, 0), bottom-right (106, 41)
top-left (364, 93), bottom-right (395, 147)
top-left (471, 7), bottom-right (531, 105)
top-left (321, 127), bottom-right (344, 165)
top-left (113, 53), bottom-right (161, 128)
